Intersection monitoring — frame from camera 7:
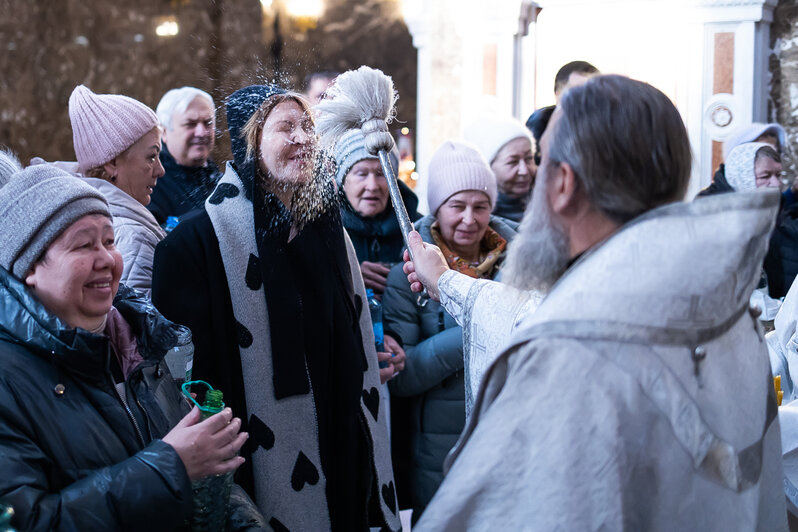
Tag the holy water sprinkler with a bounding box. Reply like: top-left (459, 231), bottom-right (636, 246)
top-left (316, 66), bottom-right (428, 302)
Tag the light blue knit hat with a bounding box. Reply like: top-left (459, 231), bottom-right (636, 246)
top-left (334, 128), bottom-right (399, 186)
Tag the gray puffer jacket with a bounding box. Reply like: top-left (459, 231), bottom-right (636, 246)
top-left (383, 214), bottom-right (517, 516)
top-left (84, 178), bottom-right (166, 296)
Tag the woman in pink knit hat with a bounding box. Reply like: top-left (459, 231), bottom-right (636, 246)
top-left (69, 85), bottom-right (166, 296)
top-left (380, 140), bottom-right (518, 521)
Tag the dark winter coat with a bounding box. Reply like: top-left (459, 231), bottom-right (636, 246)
top-left (147, 144), bottom-right (221, 226)
top-left (765, 202), bottom-right (798, 298)
top-left (0, 267), bottom-right (266, 531)
top-left (341, 180), bottom-right (422, 265)
top-left (382, 214), bottom-right (518, 516)
top-left (696, 164), bottom-right (733, 197)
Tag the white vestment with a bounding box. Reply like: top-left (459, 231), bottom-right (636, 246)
top-left (417, 191), bottom-right (787, 531)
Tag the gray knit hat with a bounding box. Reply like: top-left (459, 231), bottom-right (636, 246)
top-left (0, 147), bottom-right (23, 188)
top-left (427, 140), bottom-right (497, 215)
top-left (334, 128), bottom-right (399, 186)
top-left (0, 164), bottom-right (111, 279)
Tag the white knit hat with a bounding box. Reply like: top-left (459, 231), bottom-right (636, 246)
top-left (69, 85), bottom-right (159, 173)
top-left (463, 116), bottom-right (533, 165)
top-left (427, 141), bottom-right (497, 215)
top-left (724, 123), bottom-right (786, 159)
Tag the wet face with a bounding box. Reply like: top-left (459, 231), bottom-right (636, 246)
top-left (163, 96), bottom-right (216, 167)
top-left (754, 155), bottom-right (783, 189)
top-left (435, 190), bottom-right (492, 259)
top-left (343, 159), bottom-right (389, 217)
top-left (25, 214), bottom-right (123, 331)
top-left (258, 100), bottom-right (315, 187)
top-left (491, 137), bottom-right (536, 198)
top-left (108, 127), bottom-right (164, 206)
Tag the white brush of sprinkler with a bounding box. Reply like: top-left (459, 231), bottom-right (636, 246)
top-left (317, 66), bottom-right (428, 303)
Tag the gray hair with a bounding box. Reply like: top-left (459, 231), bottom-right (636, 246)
top-left (548, 75), bottom-right (692, 224)
top-left (156, 86), bottom-right (215, 130)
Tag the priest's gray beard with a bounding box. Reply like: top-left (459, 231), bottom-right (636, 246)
top-left (503, 165), bottom-right (571, 292)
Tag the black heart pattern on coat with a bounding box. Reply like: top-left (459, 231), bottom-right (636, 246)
top-left (381, 481), bottom-right (397, 514)
top-left (208, 183), bottom-right (240, 205)
top-left (291, 451), bottom-right (320, 491)
top-left (269, 517), bottom-right (290, 532)
top-left (247, 414), bottom-right (275, 451)
top-left (245, 254), bottom-right (262, 291)
top-left (236, 320), bottom-right (253, 348)
top-left (362, 387), bottom-right (380, 421)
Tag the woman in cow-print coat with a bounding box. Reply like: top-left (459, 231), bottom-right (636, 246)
top-left (152, 84), bottom-right (401, 532)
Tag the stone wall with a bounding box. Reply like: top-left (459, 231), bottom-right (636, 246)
top-left (0, 0), bottom-right (416, 165)
top-left (770, 0), bottom-right (798, 172)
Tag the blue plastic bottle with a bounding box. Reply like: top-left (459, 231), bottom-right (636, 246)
top-left (367, 289), bottom-right (388, 369)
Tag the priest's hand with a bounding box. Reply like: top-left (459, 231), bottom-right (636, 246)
top-left (403, 231), bottom-right (448, 302)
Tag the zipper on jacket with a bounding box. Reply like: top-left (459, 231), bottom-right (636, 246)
top-left (106, 344), bottom-right (145, 447)
top-left (109, 370), bottom-right (145, 447)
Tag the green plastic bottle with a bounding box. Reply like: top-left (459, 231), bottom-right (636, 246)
top-left (191, 389), bottom-right (234, 531)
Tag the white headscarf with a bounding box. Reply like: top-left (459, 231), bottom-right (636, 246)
top-left (725, 142), bottom-right (773, 192)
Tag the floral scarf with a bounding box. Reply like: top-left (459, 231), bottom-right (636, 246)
top-left (431, 221), bottom-right (507, 279)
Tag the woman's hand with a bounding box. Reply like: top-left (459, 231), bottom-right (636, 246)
top-left (384, 334), bottom-right (406, 374)
top-left (360, 261), bottom-right (391, 293)
top-left (163, 407), bottom-right (248, 480)
top-left (378, 334), bottom-right (407, 384)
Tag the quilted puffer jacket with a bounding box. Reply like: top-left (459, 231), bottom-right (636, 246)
top-left (0, 268), bottom-right (265, 531)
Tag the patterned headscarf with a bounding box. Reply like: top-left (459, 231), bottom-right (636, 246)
top-left (725, 142), bottom-right (774, 192)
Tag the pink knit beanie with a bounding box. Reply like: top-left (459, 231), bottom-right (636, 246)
top-left (427, 140), bottom-right (497, 215)
top-left (69, 85), bottom-right (159, 173)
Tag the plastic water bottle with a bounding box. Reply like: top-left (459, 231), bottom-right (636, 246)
top-left (367, 289), bottom-right (384, 352)
top-left (367, 288), bottom-right (389, 370)
top-left (165, 216), bottom-right (180, 233)
top-left (191, 389), bottom-right (233, 531)
top-left (164, 326), bottom-right (194, 386)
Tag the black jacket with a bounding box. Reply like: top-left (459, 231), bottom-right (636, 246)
top-left (0, 271), bottom-right (193, 531)
top-left (765, 202), bottom-right (798, 298)
top-left (341, 180), bottom-right (422, 265)
top-left (696, 165), bottom-right (733, 197)
top-left (0, 269), bottom-right (266, 531)
top-left (148, 145), bottom-right (222, 226)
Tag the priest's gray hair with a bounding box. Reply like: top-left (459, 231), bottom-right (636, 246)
top-left (548, 75), bottom-right (692, 224)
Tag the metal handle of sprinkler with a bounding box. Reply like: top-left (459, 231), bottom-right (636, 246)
top-left (377, 150), bottom-right (429, 306)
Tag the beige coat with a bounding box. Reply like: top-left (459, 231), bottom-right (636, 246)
top-left (84, 178), bottom-right (165, 296)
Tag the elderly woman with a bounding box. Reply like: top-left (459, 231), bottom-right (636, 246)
top-left (335, 128), bottom-right (421, 295)
top-left (464, 116), bottom-right (536, 222)
top-left (69, 85), bottom-right (166, 296)
top-left (721, 142), bottom-right (787, 317)
top-left (151, 85), bottom-right (400, 532)
top-left (382, 140), bottom-right (517, 518)
top-left (0, 165), bottom-right (262, 531)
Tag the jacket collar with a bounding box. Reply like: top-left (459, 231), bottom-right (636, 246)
top-left (0, 267), bottom-right (186, 379)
